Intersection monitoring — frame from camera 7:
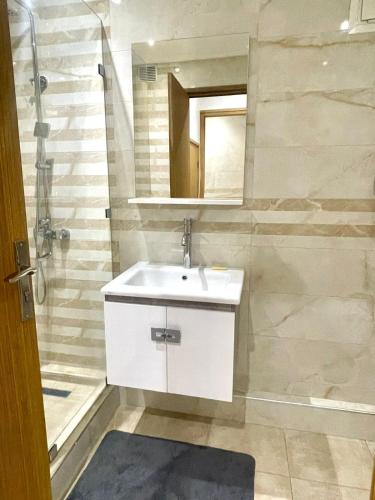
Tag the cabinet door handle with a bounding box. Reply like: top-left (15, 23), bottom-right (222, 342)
top-left (165, 329), bottom-right (181, 344)
top-left (151, 327), bottom-right (166, 341)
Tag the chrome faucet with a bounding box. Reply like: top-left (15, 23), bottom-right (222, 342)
top-left (181, 218), bottom-right (192, 268)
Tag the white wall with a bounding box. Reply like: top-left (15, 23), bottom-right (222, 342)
top-left (189, 94), bottom-right (247, 143)
top-left (204, 113), bottom-right (246, 198)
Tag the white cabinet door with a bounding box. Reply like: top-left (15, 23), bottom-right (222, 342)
top-left (166, 307), bottom-right (235, 402)
top-left (104, 302), bottom-right (167, 392)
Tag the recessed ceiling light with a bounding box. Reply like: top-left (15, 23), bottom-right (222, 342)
top-left (148, 39), bottom-right (155, 47)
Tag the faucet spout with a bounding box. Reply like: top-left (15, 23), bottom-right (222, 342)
top-left (181, 218), bottom-right (192, 268)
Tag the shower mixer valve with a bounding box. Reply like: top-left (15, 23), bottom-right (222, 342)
top-left (36, 219), bottom-right (70, 241)
top-left (44, 228), bottom-right (71, 241)
top-left (36, 158), bottom-right (54, 170)
top-left (52, 228), bottom-right (70, 240)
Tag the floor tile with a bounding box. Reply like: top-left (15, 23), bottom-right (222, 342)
top-left (112, 406), bottom-right (144, 433)
top-left (207, 422), bottom-right (289, 476)
top-left (134, 411), bottom-right (210, 445)
top-left (285, 429), bottom-right (373, 489)
top-left (291, 477), bottom-right (370, 500)
top-left (255, 472), bottom-right (292, 499)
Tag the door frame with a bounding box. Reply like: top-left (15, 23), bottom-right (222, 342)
top-left (198, 107), bottom-right (247, 198)
top-left (0, 4), bottom-right (51, 499)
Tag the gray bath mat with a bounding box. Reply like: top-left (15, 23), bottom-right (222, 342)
top-left (67, 430), bottom-right (255, 499)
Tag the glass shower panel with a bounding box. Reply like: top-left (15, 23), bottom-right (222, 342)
top-left (8, 0), bottom-right (111, 450)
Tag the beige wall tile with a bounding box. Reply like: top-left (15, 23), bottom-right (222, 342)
top-left (258, 32), bottom-right (375, 93)
top-left (110, 0), bottom-right (259, 51)
top-left (245, 397), bottom-right (375, 441)
top-left (123, 387), bottom-right (248, 422)
top-left (251, 246), bottom-right (366, 296)
top-left (248, 336), bottom-right (375, 402)
top-left (253, 146), bottom-right (375, 199)
top-left (256, 89), bottom-right (375, 147)
top-left (258, 0), bottom-right (351, 39)
top-left (251, 293), bottom-right (373, 344)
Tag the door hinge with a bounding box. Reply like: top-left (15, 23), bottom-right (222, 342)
top-left (98, 63), bottom-right (106, 78)
top-left (105, 208), bottom-right (112, 219)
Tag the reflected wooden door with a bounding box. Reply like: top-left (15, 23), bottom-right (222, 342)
top-left (168, 72), bottom-right (190, 197)
top-left (0, 5), bottom-right (51, 499)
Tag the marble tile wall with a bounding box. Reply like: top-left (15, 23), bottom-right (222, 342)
top-left (10, 0), bottom-right (112, 373)
top-left (106, 0), bottom-right (375, 422)
top-left (133, 64), bottom-right (170, 197)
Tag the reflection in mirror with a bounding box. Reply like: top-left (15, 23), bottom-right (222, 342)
top-left (131, 34), bottom-right (249, 201)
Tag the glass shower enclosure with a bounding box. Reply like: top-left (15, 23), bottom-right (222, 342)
top-left (7, 0), bottom-right (112, 454)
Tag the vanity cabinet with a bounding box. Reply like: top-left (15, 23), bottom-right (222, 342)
top-left (104, 301), bottom-right (235, 402)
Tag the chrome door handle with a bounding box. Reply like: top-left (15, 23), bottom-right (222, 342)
top-left (6, 266), bottom-right (37, 284)
top-left (6, 241), bottom-right (36, 321)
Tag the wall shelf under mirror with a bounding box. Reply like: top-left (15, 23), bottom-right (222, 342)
top-left (127, 197), bottom-right (243, 206)
top-left (131, 33), bottom-right (249, 204)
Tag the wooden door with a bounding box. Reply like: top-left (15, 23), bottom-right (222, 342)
top-left (166, 307), bottom-right (235, 401)
top-left (0, 6), bottom-right (51, 499)
top-left (168, 73), bottom-right (190, 198)
top-left (104, 302), bottom-right (167, 392)
top-left (189, 140), bottom-right (199, 198)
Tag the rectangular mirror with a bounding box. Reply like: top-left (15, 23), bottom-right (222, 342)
top-left (131, 34), bottom-right (249, 203)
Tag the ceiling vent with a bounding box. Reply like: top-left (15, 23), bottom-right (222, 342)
top-left (138, 65), bottom-right (157, 82)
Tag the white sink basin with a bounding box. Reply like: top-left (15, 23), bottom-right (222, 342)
top-left (101, 262), bottom-right (244, 305)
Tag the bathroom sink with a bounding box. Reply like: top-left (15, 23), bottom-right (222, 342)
top-left (101, 262), bottom-right (244, 305)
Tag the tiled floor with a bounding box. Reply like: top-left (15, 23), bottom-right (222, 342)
top-left (105, 406), bottom-right (374, 500)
